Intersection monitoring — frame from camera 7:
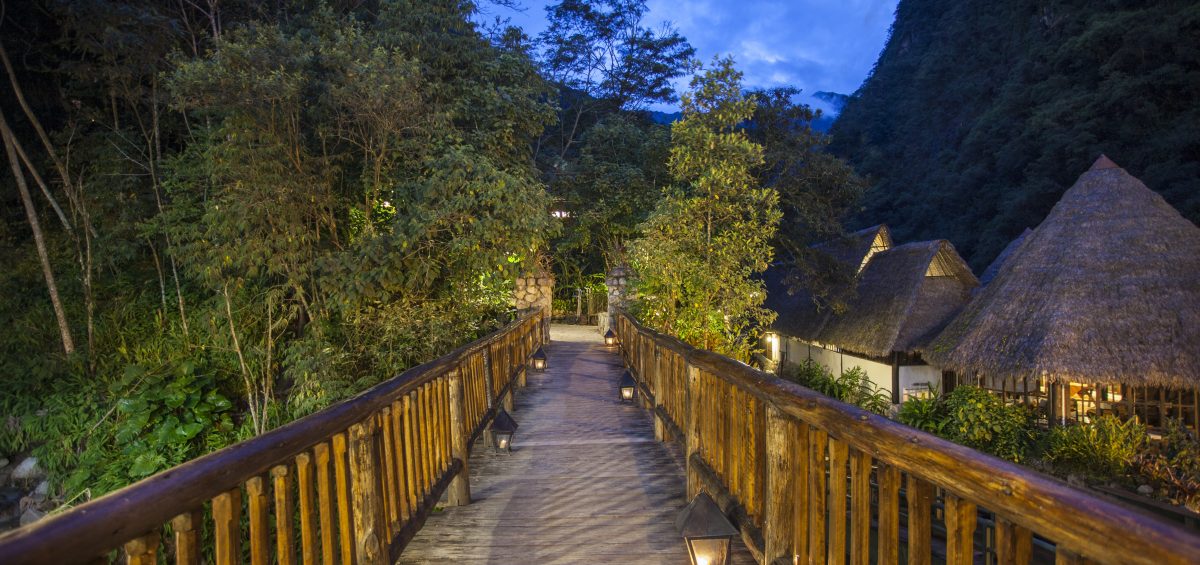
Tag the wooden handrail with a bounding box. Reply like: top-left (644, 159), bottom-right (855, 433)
top-left (0, 309), bottom-right (547, 565)
top-left (615, 312), bottom-right (1200, 565)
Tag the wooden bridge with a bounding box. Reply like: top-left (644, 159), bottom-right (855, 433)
top-left (0, 309), bottom-right (1199, 564)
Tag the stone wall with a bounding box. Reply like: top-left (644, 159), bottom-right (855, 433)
top-left (515, 271), bottom-right (554, 319)
top-left (605, 265), bottom-right (632, 331)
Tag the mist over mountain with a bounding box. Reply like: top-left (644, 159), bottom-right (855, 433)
top-left (828, 0), bottom-right (1200, 270)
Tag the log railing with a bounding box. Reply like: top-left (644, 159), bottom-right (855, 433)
top-left (0, 309), bottom-right (547, 565)
top-left (614, 312), bottom-right (1200, 565)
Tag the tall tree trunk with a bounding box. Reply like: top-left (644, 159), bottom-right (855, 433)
top-left (1, 114), bottom-right (75, 354)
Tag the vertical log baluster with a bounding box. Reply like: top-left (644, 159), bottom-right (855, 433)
top-left (348, 420), bottom-right (386, 565)
top-left (763, 404), bottom-right (794, 563)
top-left (270, 465), bottom-right (295, 565)
top-left (403, 393), bottom-right (419, 511)
top-left (296, 453), bottom-right (318, 565)
top-left (685, 363), bottom-right (702, 499)
top-left (877, 464), bottom-right (901, 565)
top-left (945, 492), bottom-right (977, 565)
top-left (850, 450), bottom-right (872, 565)
top-left (793, 421), bottom-right (811, 564)
top-left (171, 511), bottom-right (202, 565)
top-left (123, 532), bottom-right (160, 565)
top-left (246, 476), bottom-right (270, 565)
top-left (807, 427), bottom-right (828, 565)
top-left (448, 368), bottom-right (471, 506)
top-left (212, 488), bottom-right (242, 565)
top-left (907, 475), bottom-right (934, 565)
top-left (391, 400), bottom-right (409, 521)
top-left (332, 433), bottom-right (355, 565)
top-left (827, 438), bottom-right (849, 565)
top-left (313, 442), bottom-right (337, 565)
top-left (995, 517), bottom-right (1032, 565)
top-left (379, 406), bottom-right (399, 534)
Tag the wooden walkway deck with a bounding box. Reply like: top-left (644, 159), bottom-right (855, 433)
top-left (398, 324), bottom-right (755, 564)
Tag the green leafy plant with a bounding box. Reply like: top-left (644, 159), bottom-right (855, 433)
top-left (1043, 414), bottom-right (1146, 479)
top-left (782, 360), bottom-right (892, 415)
top-left (897, 389), bottom-right (948, 434)
top-left (942, 385), bottom-right (1034, 462)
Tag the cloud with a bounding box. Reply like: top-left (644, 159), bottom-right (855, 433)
top-left (483, 0), bottom-right (899, 111)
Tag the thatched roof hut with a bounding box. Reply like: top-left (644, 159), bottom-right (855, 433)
top-left (979, 228), bottom-right (1032, 286)
top-left (765, 224), bottom-right (893, 340)
top-left (925, 156), bottom-right (1200, 388)
top-left (818, 240), bottom-right (978, 357)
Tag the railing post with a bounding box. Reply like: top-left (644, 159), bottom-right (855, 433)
top-left (653, 347), bottom-right (670, 442)
top-left (483, 347), bottom-right (496, 447)
top-left (348, 419), bottom-right (387, 565)
top-left (763, 404), bottom-right (794, 564)
top-left (504, 338), bottom-right (516, 413)
top-left (447, 368), bottom-right (471, 506)
top-left (686, 362), bottom-right (702, 499)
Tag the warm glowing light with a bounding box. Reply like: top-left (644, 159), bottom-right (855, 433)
top-left (697, 558), bottom-right (710, 565)
top-left (604, 329), bottom-right (618, 346)
top-left (621, 387), bottom-right (635, 400)
top-left (497, 437), bottom-right (510, 450)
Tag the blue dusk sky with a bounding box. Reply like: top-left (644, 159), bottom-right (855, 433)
top-left (475, 0), bottom-right (900, 114)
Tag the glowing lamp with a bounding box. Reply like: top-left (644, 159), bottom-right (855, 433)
top-left (619, 370), bottom-right (637, 402)
top-left (604, 329), bottom-right (618, 347)
top-left (676, 492), bottom-right (737, 565)
top-left (490, 409), bottom-right (518, 452)
top-left (531, 346), bottom-right (547, 371)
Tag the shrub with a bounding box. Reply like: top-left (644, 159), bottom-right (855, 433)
top-left (897, 390), bottom-right (947, 434)
top-left (942, 385), bottom-right (1034, 462)
top-left (1043, 414), bottom-right (1146, 479)
top-left (1134, 419), bottom-right (1200, 511)
top-left (782, 360), bottom-right (892, 415)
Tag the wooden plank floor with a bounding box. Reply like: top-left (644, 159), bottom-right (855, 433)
top-left (397, 324), bottom-right (756, 564)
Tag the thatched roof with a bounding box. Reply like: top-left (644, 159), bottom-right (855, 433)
top-left (979, 228), bottom-right (1032, 286)
top-left (818, 240), bottom-right (978, 357)
top-left (812, 224), bottom-right (892, 272)
top-left (766, 225), bottom-right (893, 340)
top-left (925, 156), bottom-right (1200, 388)
top-left (763, 264), bottom-right (829, 340)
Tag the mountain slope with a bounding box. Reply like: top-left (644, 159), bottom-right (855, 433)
top-left (828, 0), bottom-right (1200, 270)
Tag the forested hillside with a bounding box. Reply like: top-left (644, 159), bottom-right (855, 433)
top-left (829, 0), bottom-right (1200, 270)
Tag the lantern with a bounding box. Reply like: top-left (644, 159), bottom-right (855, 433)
top-left (675, 492), bottom-right (737, 565)
top-left (619, 370), bottom-right (636, 402)
top-left (531, 346), bottom-right (547, 371)
top-left (604, 329), bottom-right (618, 347)
top-left (490, 409), bottom-right (518, 452)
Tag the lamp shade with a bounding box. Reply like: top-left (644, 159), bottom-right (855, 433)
top-left (531, 346), bottom-right (547, 371)
top-left (618, 370), bottom-right (637, 402)
top-left (490, 408), bottom-right (518, 452)
top-left (604, 329), bottom-right (618, 346)
top-left (675, 492), bottom-right (737, 565)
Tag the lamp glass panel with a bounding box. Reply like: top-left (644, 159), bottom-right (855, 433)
top-left (621, 387), bottom-right (635, 400)
top-left (686, 538), bottom-right (730, 565)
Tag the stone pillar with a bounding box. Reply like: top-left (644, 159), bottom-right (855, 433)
top-left (603, 265), bottom-right (632, 334)
top-left (514, 268), bottom-right (554, 322)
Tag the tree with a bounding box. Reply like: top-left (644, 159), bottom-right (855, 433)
top-left (537, 0), bottom-right (694, 162)
top-left (631, 57), bottom-right (780, 360)
top-left (743, 87), bottom-right (866, 310)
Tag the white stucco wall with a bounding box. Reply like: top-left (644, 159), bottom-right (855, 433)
top-left (781, 337), bottom-right (947, 404)
top-left (899, 365), bottom-right (942, 400)
top-left (784, 337), bottom-right (893, 398)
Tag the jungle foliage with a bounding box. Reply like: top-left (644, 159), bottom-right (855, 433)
top-left (0, 0), bottom-right (551, 501)
top-left (631, 58), bottom-right (781, 360)
top-left (829, 0), bottom-right (1200, 270)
